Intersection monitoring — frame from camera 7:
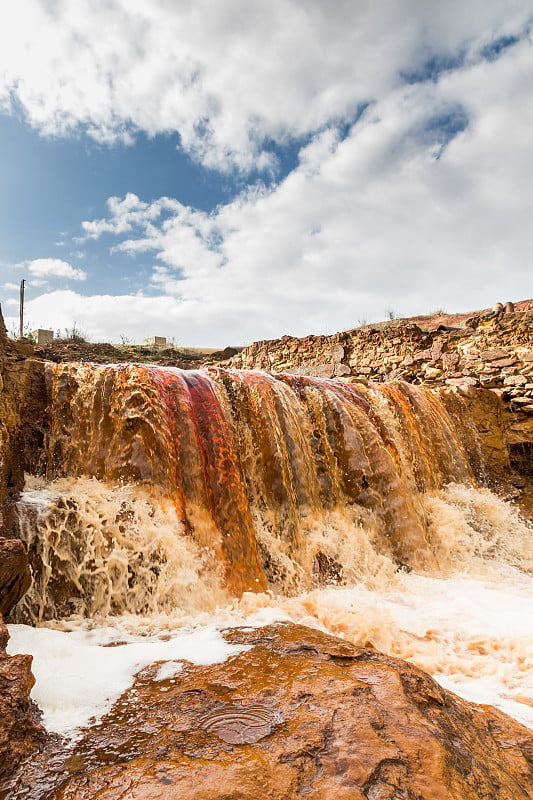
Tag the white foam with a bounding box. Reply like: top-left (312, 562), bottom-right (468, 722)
top-left (18, 488), bottom-right (59, 508)
top-left (436, 674), bottom-right (533, 730)
top-left (6, 623), bottom-right (250, 736)
top-left (155, 660), bottom-right (183, 681)
top-left (8, 570), bottom-right (533, 736)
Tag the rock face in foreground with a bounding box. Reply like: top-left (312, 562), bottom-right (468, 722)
top-left (0, 619), bottom-right (46, 787)
top-left (12, 623), bottom-right (533, 799)
top-left (0, 536), bottom-right (43, 788)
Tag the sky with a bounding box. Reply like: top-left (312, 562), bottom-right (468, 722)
top-left (0, 1), bottom-right (532, 347)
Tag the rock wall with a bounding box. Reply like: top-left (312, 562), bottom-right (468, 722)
top-left (0, 618), bottom-right (46, 788)
top-left (0, 315), bottom-right (45, 538)
top-left (227, 310), bottom-right (533, 445)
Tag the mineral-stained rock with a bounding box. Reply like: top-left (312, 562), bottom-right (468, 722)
top-left (10, 623), bottom-right (533, 799)
top-left (0, 618), bottom-right (47, 788)
top-left (439, 386), bottom-right (512, 484)
top-left (0, 326), bottom-right (47, 537)
top-left (0, 538), bottom-right (31, 616)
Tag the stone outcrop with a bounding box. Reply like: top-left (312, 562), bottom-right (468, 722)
top-left (437, 385), bottom-right (512, 485)
top-left (227, 310), bottom-right (533, 446)
top-left (9, 623), bottom-right (533, 799)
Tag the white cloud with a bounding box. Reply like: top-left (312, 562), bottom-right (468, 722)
top-left (63, 35), bottom-right (533, 345)
top-left (1, 3), bottom-right (532, 345)
top-left (27, 258), bottom-right (87, 282)
top-left (2, 282), bottom-right (19, 291)
top-left (0, 1), bottom-right (531, 171)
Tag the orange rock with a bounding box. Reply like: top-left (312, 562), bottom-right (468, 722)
top-left (0, 538), bottom-right (31, 616)
top-left (0, 618), bottom-right (46, 789)
top-left (10, 623), bottom-right (533, 799)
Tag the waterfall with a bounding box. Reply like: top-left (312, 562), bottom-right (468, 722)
top-left (12, 364), bottom-right (512, 623)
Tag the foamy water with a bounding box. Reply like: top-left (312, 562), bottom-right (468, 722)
top-left (8, 566), bottom-right (533, 736)
top-left (6, 624), bottom-right (251, 735)
top-left (7, 478), bottom-right (533, 737)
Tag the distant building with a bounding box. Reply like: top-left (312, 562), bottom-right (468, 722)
top-left (142, 336), bottom-right (167, 348)
top-left (32, 329), bottom-right (54, 346)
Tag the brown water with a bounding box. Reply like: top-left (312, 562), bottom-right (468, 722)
top-left (12, 364), bottom-right (526, 624)
top-left (6, 366), bottom-right (533, 797)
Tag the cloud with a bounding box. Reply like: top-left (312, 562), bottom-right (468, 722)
top-left (4, 290), bottom-right (249, 346)
top-left (1, 3), bottom-right (532, 345)
top-left (0, 1), bottom-right (531, 171)
top-left (65, 35), bottom-right (533, 345)
top-left (27, 258), bottom-right (87, 281)
top-left (2, 282), bottom-right (19, 291)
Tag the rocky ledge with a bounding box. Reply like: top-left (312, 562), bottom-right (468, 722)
top-left (226, 308), bottom-right (533, 444)
top-left (7, 623), bottom-right (533, 799)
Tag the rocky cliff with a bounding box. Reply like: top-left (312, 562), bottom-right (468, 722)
top-left (0, 310), bottom-right (45, 539)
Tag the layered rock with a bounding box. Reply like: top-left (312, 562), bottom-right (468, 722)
top-left (9, 623), bottom-right (533, 799)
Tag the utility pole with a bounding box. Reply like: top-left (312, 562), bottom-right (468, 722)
top-left (19, 279), bottom-right (25, 338)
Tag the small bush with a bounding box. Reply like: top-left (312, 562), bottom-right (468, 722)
top-left (61, 322), bottom-right (88, 343)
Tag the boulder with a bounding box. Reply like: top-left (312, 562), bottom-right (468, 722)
top-left (11, 623), bottom-right (533, 799)
top-left (334, 362), bottom-right (351, 377)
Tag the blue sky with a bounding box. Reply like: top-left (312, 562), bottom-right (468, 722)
top-left (0, 113), bottom-right (233, 295)
top-left (0, 1), bottom-right (532, 346)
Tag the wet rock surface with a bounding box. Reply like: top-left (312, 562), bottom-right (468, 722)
top-left (0, 308), bottom-right (47, 537)
top-left (0, 539), bottom-right (31, 617)
top-left (8, 623), bottom-right (533, 799)
top-left (0, 619), bottom-right (46, 789)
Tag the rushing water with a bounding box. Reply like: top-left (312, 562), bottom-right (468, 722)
top-left (6, 364), bottom-right (533, 736)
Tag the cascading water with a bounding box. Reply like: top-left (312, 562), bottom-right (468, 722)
top-left (7, 363), bottom-right (533, 742)
top-left (12, 363), bottom-right (498, 622)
